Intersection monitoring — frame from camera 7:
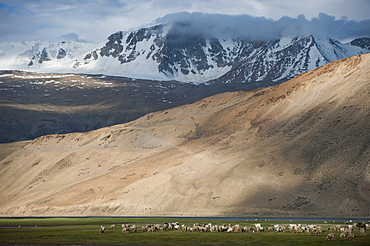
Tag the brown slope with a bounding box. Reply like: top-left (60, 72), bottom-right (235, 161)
top-left (0, 54), bottom-right (369, 218)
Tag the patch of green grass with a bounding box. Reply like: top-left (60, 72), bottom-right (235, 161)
top-left (0, 218), bottom-right (369, 245)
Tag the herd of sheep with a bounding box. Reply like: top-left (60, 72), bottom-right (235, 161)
top-left (325, 223), bottom-right (367, 241)
top-left (98, 221), bottom-right (368, 241)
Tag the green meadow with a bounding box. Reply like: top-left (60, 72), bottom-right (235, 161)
top-left (0, 217), bottom-right (369, 245)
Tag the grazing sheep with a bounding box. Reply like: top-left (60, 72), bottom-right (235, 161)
top-left (339, 232), bottom-right (347, 240)
top-left (242, 226), bottom-right (254, 233)
top-left (277, 225), bottom-right (286, 232)
top-left (311, 226), bottom-right (323, 235)
top-left (325, 233), bottom-right (335, 241)
top-left (99, 226), bottom-right (105, 233)
top-left (306, 228), bottom-right (312, 235)
top-left (130, 225), bottom-right (137, 233)
top-left (210, 225), bottom-right (219, 232)
top-left (344, 227), bottom-right (353, 235)
top-left (200, 226), bottom-right (208, 232)
top-left (109, 224), bottom-right (116, 230)
top-left (226, 227), bottom-right (233, 233)
top-left (147, 227), bottom-right (155, 233)
top-left (163, 223), bottom-right (169, 230)
top-left (347, 233), bottom-right (356, 241)
top-left (121, 224), bottom-right (137, 233)
top-left (255, 223), bottom-right (264, 232)
top-left (295, 227), bottom-right (304, 233)
top-left (328, 226), bottom-right (337, 231)
top-left (360, 227), bottom-right (366, 236)
top-left (288, 224), bottom-right (297, 232)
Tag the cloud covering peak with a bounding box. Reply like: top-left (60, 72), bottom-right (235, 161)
top-left (155, 12), bottom-right (370, 41)
top-left (0, 0), bottom-right (369, 43)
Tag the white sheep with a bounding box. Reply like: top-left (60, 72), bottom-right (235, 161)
top-left (99, 226), bottom-right (105, 233)
top-left (339, 232), bottom-right (347, 240)
top-left (360, 227), bottom-right (366, 236)
top-left (130, 224), bottom-right (137, 233)
top-left (325, 233), bottom-right (335, 241)
top-left (254, 223), bottom-right (264, 232)
top-left (147, 227), bottom-right (155, 233)
top-left (347, 233), bottom-right (356, 241)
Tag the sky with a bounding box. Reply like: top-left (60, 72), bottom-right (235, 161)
top-left (0, 0), bottom-right (369, 43)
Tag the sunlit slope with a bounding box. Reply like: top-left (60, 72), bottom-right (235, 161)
top-left (0, 54), bottom-right (369, 217)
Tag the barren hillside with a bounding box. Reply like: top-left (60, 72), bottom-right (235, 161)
top-left (0, 54), bottom-right (369, 218)
top-left (1, 72), bottom-right (251, 143)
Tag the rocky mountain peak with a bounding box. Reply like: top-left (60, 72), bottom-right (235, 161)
top-left (350, 37), bottom-right (370, 49)
top-left (78, 26), bottom-right (370, 84)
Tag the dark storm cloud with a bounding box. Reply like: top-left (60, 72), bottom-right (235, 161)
top-left (156, 12), bottom-right (370, 41)
top-left (0, 0), bottom-right (369, 42)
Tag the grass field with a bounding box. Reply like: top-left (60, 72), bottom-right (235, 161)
top-left (0, 217), bottom-right (369, 245)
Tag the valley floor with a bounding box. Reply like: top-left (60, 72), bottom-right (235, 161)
top-left (0, 217), bottom-right (369, 245)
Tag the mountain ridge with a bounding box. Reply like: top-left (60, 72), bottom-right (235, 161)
top-left (1, 21), bottom-right (369, 85)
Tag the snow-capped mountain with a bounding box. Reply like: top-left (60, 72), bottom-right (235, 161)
top-left (76, 23), bottom-right (370, 84)
top-left (0, 22), bottom-right (369, 84)
top-left (214, 36), bottom-right (370, 85)
top-left (0, 41), bottom-right (96, 72)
